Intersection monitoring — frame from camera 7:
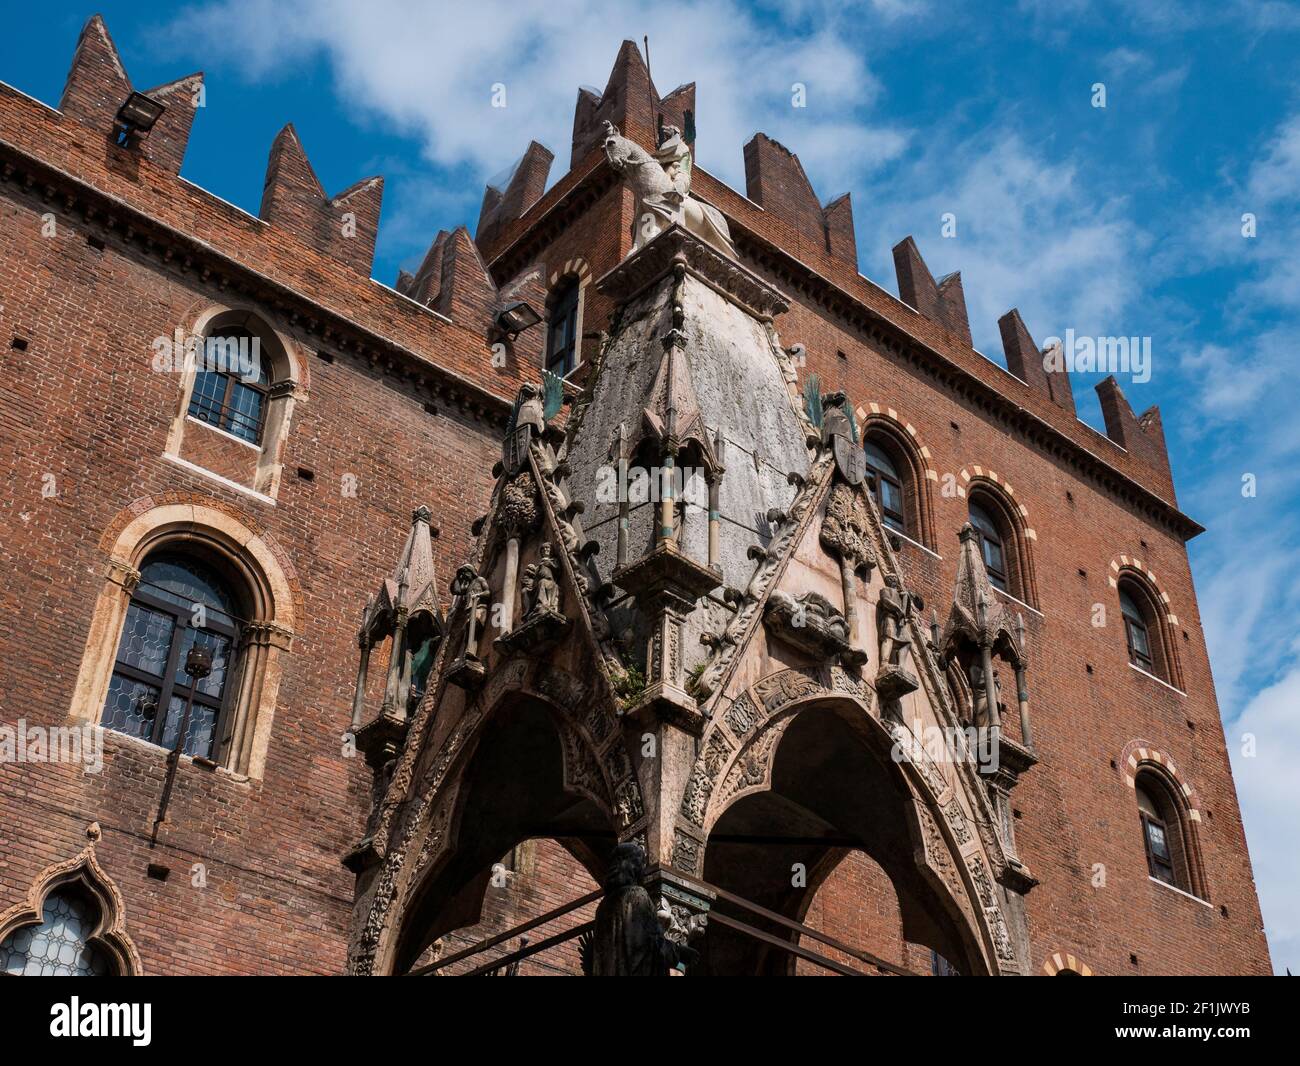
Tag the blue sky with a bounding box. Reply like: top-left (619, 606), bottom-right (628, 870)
top-left (4, 1), bottom-right (1298, 973)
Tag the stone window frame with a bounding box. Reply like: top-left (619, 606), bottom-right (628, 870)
top-left (963, 480), bottom-right (1038, 608)
top-left (0, 824), bottom-right (141, 976)
top-left (544, 259), bottom-right (592, 380)
top-left (163, 305), bottom-right (305, 500)
top-left (1108, 559), bottom-right (1184, 691)
top-left (857, 410), bottom-right (937, 550)
top-left (67, 502), bottom-right (296, 780)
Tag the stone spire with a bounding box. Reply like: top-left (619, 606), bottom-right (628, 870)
top-left (940, 523), bottom-right (1020, 665)
top-left (363, 505), bottom-right (441, 642)
top-left (349, 506), bottom-right (444, 761)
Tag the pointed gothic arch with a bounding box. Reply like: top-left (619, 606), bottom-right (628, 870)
top-left (674, 675), bottom-right (1016, 976)
top-left (0, 823), bottom-right (142, 976)
top-left (351, 658), bottom-right (641, 976)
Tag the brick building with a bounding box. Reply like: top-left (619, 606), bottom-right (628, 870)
top-left (0, 17), bottom-right (1270, 976)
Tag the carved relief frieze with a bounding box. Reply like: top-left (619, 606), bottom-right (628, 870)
top-left (752, 667), bottom-right (823, 716)
top-left (680, 731), bottom-right (733, 827)
top-left (534, 660), bottom-right (585, 715)
top-left (672, 829), bottom-right (702, 875)
top-left (722, 693), bottom-right (758, 738)
top-left (942, 797), bottom-right (973, 847)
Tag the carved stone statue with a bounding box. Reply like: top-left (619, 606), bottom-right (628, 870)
top-left (601, 120), bottom-right (734, 255)
top-left (450, 564), bottom-right (490, 660)
top-left (583, 843), bottom-right (698, 976)
top-left (820, 391), bottom-right (866, 486)
top-left (969, 663), bottom-right (1003, 728)
top-left (874, 575), bottom-right (921, 701)
top-left (877, 575), bottom-right (914, 667)
top-left (520, 542), bottom-right (561, 619)
top-left (764, 588), bottom-right (858, 664)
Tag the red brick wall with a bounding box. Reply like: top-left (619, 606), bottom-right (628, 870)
top-left (0, 23), bottom-right (1270, 977)
top-left (0, 167), bottom-right (502, 974)
top-left (429, 839), bottom-right (599, 976)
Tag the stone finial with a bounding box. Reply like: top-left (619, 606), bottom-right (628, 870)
top-left (940, 524), bottom-right (1021, 664)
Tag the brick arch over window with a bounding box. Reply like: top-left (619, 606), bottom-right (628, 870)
top-left (0, 823), bottom-right (142, 976)
top-left (68, 497), bottom-right (299, 779)
top-left (1108, 557), bottom-right (1184, 689)
top-left (547, 257), bottom-right (592, 289)
top-left (1119, 741), bottom-right (1208, 899)
top-left (854, 402), bottom-right (937, 549)
top-left (1042, 951), bottom-right (1093, 976)
top-left (958, 469), bottom-right (1039, 607)
top-left (163, 304), bottom-right (306, 501)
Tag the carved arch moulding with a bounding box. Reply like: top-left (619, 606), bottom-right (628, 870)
top-left (0, 823), bottom-right (142, 976)
top-left (671, 667), bottom-right (1023, 975)
top-left (348, 656), bottom-right (642, 976)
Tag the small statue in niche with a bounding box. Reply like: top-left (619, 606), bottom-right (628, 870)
top-left (582, 843), bottom-right (699, 976)
top-left (451, 564), bottom-right (491, 660)
top-left (877, 575), bottom-right (915, 668)
top-left (874, 575), bottom-right (921, 700)
top-left (521, 543), bottom-right (561, 619)
top-left (969, 663), bottom-right (1004, 728)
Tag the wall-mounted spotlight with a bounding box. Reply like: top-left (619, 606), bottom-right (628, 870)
top-left (492, 301), bottom-right (542, 342)
top-left (114, 91), bottom-right (166, 147)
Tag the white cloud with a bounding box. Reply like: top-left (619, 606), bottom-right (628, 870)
top-left (1228, 658), bottom-right (1300, 974)
top-left (161, 0), bottom-right (901, 197)
top-left (857, 130), bottom-right (1144, 357)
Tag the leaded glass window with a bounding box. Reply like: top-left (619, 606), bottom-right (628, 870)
top-left (0, 889), bottom-right (115, 976)
top-left (101, 553), bottom-right (241, 760)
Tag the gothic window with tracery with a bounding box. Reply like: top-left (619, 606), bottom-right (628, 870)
top-left (0, 888), bottom-right (116, 976)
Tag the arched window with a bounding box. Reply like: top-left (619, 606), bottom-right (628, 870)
top-left (545, 279), bottom-right (580, 377)
top-left (865, 438), bottom-right (907, 534)
top-left (70, 503), bottom-right (296, 779)
top-left (1133, 767), bottom-right (1202, 897)
top-left (1120, 585), bottom-right (1153, 672)
top-left (968, 499), bottom-right (1009, 592)
top-left (0, 887), bottom-right (117, 976)
top-left (100, 552), bottom-right (245, 761)
top-left (1116, 576), bottom-right (1176, 683)
top-left (166, 310), bottom-right (301, 501)
top-left (1136, 781), bottom-right (1175, 886)
top-left (187, 326), bottom-right (270, 444)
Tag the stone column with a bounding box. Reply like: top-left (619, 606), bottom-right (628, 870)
top-left (381, 568), bottom-right (409, 721)
top-left (349, 638), bottom-right (372, 732)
